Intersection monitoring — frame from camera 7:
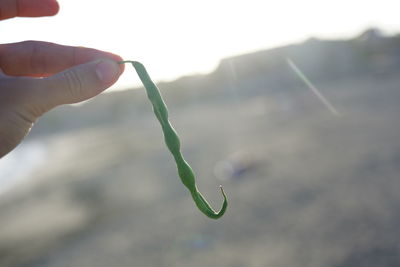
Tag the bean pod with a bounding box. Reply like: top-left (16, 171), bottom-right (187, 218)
top-left (119, 60), bottom-right (228, 219)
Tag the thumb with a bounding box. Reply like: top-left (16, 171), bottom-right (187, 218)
top-left (38, 59), bottom-right (122, 109)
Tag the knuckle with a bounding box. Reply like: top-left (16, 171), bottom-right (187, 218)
top-left (61, 69), bottom-right (84, 102)
top-left (24, 41), bottom-right (46, 76)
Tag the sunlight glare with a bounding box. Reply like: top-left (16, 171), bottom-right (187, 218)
top-left (1, 0), bottom-right (399, 90)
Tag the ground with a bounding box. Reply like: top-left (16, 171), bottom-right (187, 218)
top-left (1, 68), bottom-right (400, 267)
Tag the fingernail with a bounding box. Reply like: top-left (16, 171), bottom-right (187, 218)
top-left (95, 60), bottom-right (120, 85)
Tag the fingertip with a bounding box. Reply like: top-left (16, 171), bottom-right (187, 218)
top-left (118, 62), bottom-right (125, 74)
top-left (108, 54), bottom-right (125, 74)
top-left (118, 60), bottom-right (125, 74)
top-left (15, 0), bottom-right (60, 18)
top-left (48, 0), bottom-right (60, 15)
top-left (95, 59), bottom-right (121, 86)
top-left (73, 48), bottom-right (125, 74)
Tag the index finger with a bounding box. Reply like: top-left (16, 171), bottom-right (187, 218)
top-left (0, 41), bottom-right (124, 77)
top-left (0, 0), bottom-right (59, 20)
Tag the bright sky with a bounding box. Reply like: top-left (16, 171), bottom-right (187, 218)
top-left (2, 0), bottom-right (399, 90)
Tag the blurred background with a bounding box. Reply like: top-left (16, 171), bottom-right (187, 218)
top-left (2, 0), bottom-right (400, 266)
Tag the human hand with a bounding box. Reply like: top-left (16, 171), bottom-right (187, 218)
top-left (0, 0), bottom-right (124, 157)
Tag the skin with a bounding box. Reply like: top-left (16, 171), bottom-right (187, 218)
top-left (119, 61), bottom-right (228, 219)
top-left (0, 0), bottom-right (124, 157)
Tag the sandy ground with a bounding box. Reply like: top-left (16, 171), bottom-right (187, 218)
top-left (1, 72), bottom-right (400, 267)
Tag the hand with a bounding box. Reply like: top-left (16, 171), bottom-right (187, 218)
top-left (0, 0), bottom-right (124, 157)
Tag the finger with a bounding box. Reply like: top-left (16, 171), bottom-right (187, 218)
top-left (0, 41), bottom-right (124, 77)
top-left (28, 59), bottom-right (122, 113)
top-left (0, 0), bottom-right (59, 20)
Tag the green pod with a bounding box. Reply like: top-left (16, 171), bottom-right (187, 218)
top-left (119, 60), bottom-right (227, 219)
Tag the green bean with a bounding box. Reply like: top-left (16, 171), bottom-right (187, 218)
top-left (118, 60), bottom-right (227, 219)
